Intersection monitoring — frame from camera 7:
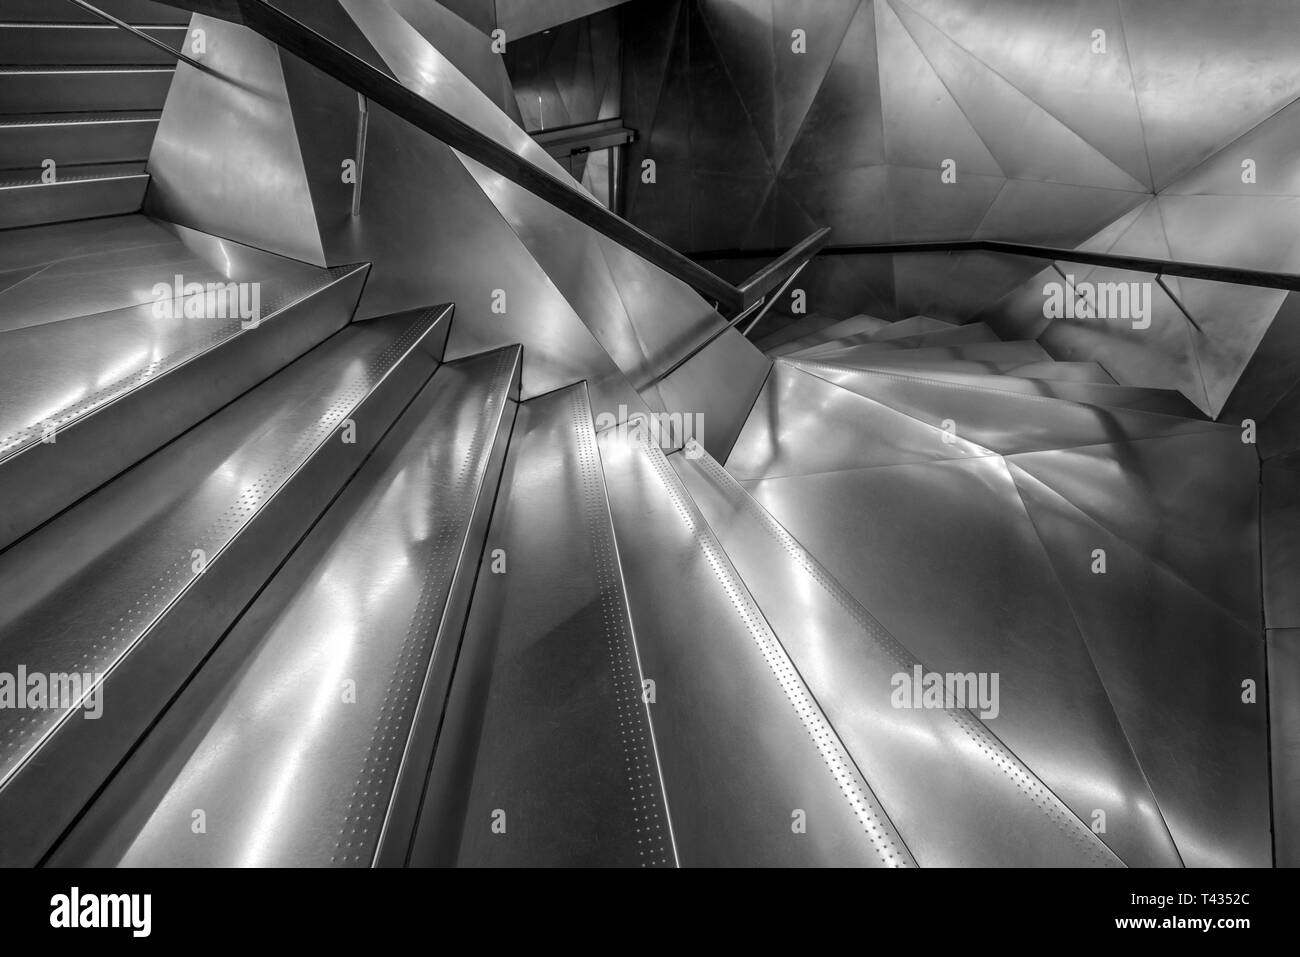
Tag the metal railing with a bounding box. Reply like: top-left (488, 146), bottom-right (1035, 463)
top-left (148, 0), bottom-right (825, 318)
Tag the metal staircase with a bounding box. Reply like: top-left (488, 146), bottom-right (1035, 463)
top-left (0, 0), bottom-right (187, 229)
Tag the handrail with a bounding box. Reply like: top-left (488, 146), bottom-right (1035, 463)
top-left (160, 0), bottom-right (759, 311)
top-left (690, 238), bottom-right (1300, 294)
top-left (63, 0), bottom-right (210, 72)
top-left (735, 226), bottom-right (830, 308)
top-left (656, 230), bottom-right (827, 381)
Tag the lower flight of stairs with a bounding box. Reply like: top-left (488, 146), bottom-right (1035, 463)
top-left (0, 247), bottom-right (1273, 866)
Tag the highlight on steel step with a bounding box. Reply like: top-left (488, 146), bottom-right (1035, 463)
top-left (0, 0), bottom-right (1296, 873)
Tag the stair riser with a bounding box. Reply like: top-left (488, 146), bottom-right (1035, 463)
top-left (0, 117), bottom-right (157, 169)
top-left (0, 173), bottom-right (147, 229)
top-left (0, 69), bottom-right (173, 112)
top-left (0, 25), bottom-right (186, 65)
top-left (0, 0), bottom-right (192, 23)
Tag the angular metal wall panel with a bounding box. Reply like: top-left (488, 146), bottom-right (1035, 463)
top-left (899, 0), bottom-right (1152, 189)
top-left (144, 17), bottom-right (326, 265)
top-left (1120, 0), bottom-right (1300, 191)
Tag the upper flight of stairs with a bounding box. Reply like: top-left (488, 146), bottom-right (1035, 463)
top-left (0, 0), bottom-right (188, 229)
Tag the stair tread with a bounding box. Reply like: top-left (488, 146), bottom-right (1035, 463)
top-left (0, 307), bottom-right (452, 866)
top-left (0, 220), bottom-right (372, 548)
top-left (53, 345), bottom-right (524, 868)
top-left (671, 444), bottom-right (1132, 867)
top-left (410, 383), bottom-right (676, 868)
top-left (594, 427), bottom-right (916, 867)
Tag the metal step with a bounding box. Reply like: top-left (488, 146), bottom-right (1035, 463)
top-left (1008, 360), bottom-right (1116, 384)
top-left (808, 338), bottom-right (1051, 369)
top-left (670, 443), bottom-right (1130, 866)
top-left (791, 320), bottom-right (999, 359)
top-left (795, 362), bottom-right (1203, 418)
top-left (409, 383), bottom-right (676, 867)
top-left (766, 313), bottom-right (888, 356)
top-left (0, 232), bottom-right (369, 550)
top-left (752, 312), bottom-right (841, 352)
top-left (0, 0), bottom-right (193, 23)
top-left (0, 305), bottom-right (453, 866)
top-left (592, 427), bottom-right (915, 867)
top-left (870, 315), bottom-right (956, 341)
top-left (0, 161), bottom-right (148, 229)
top-left (0, 23), bottom-right (186, 65)
top-left (50, 344), bottom-right (523, 867)
top-left (0, 111), bottom-right (160, 169)
top-left (787, 358), bottom-right (1224, 457)
top-left (0, 66), bottom-right (174, 113)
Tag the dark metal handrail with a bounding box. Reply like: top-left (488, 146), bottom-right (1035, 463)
top-left (735, 226), bottom-right (831, 308)
top-left (63, 0), bottom-right (209, 72)
top-left (690, 238), bottom-right (1300, 295)
top-left (152, 0), bottom-right (823, 316)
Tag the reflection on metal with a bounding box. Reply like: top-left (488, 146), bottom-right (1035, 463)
top-left (727, 346), bottom-right (1268, 866)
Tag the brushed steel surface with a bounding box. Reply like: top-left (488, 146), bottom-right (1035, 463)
top-left (765, 313), bottom-right (888, 355)
top-left (791, 320), bottom-right (995, 358)
top-left (806, 338), bottom-right (1049, 369)
top-left (1119, 0), bottom-right (1300, 191)
top-left (737, 455), bottom-right (1185, 866)
top-left (726, 360), bottom-right (990, 483)
top-left (1269, 627), bottom-right (1300, 867)
top-left (898, 0), bottom-right (1152, 189)
top-left (0, 215), bottom-right (323, 332)
top-left (792, 359), bottom-right (1222, 456)
top-left (0, 23), bottom-right (186, 65)
top-left (0, 307), bottom-right (451, 865)
top-left (0, 259), bottom-right (367, 550)
top-left (144, 16), bottom-right (327, 266)
top-left (2, 0), bottom-right (192, 22)
top-left (1009, 430), bottom-right (1260, 627)
top-left (801, 362), bottom-right (1201, 419)
top-left (54, 346), bottom-right (523, 867)
top-left (0, 168), bottom-right (148, 229)
top-left (868, 315), bottom-right (954, 341)
top-left (0, 113), bottom-right (160, 170)
top-left (0, 67), bottom-right (175, 114)
top-left (674, 444), bottom-right (1124, 866)
top-left (412, 384), bottom-right (674, 867)
top-left (1009, 464), bottom-right (1270, 867)
top-left (1262, 462), bottom-right (1300, 630)
top-left (599, 426), bottom-right (915, 867)
top-left (385, 0), bottom-right (522, 124)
